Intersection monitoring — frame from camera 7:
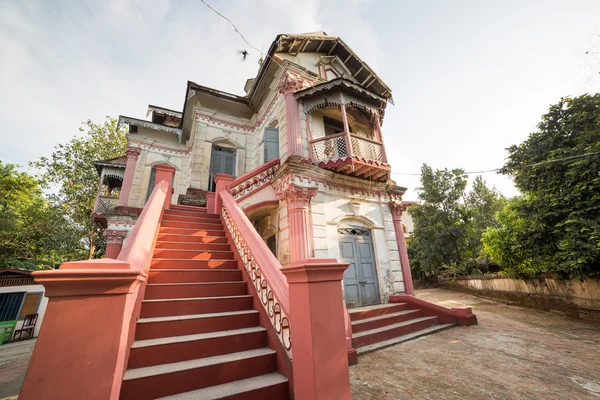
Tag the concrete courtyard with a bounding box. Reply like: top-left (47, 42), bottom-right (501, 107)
top-left (1, 289), bottom-right (599, 399)
top-left (350, 288), bottom-right (600, 399)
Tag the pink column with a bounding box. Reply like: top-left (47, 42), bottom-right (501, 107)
top-left (214, 173), bottom-right (234, 214)
top-left (94, 169), bottom-right (106, 213)
top-left (104, 230), bottom-right (127, 259)
top-left (339, 91), bottom-right (352, 157)
top-left (373, 110), bottom-right (388, 163)
top-left (278, 73), bottom-right (308, 158)
top-left (390, 202), bottom-right (415, 295)
top-left (153, 164), bottom-right (175, 210)
top-left (282, 259), bottom-right (352, 400)
top-left (117, 147), bottom-right (141, 207)
top-left (276, 184), bottom-right (318, 263)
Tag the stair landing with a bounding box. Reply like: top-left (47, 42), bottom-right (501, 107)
top-left (349, 303), bottom-right (456, 355)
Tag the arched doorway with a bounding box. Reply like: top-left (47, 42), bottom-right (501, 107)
top-left (338, 224), bottom-right (380, 308)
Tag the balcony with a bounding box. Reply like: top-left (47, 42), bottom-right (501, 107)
top-left (309, 133), bottom-right (390, 182)
top-left (97, 195), bottom-right (119, 214)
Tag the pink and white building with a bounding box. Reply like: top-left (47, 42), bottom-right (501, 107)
top-left (93, 32), bottom-right (415, 307)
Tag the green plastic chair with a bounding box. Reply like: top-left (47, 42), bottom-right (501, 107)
top-left (0, 320), bottom-right (17, 344)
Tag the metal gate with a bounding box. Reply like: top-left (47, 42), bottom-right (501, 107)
top-left (338, 226), bottom-right (380, 308)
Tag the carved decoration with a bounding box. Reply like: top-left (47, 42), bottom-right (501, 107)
top-left (126, 147), bottom-right (142, 159)
top-left (104, 230), bottom-right (127, 244)
top-left (278, 72), bottom-right (313, 95)
top-left (389, 202), bottom-right (407, 221)
top-left (276, 183), bottom-right (318, 210)
top-left (222, 206), bottom-right (292, 355)
top-left (230, 163), bottom-right (280, 200)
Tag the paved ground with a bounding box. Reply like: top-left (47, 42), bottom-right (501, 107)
top-left (350, 288), bottom-right (600, 400)
top-left (0, 339), bottom-right (35, 400)
top-left (1, 290), bottom-right (599, 399)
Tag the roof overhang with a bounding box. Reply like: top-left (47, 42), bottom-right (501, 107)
top-left (118, 115), bottom-right (182, 142)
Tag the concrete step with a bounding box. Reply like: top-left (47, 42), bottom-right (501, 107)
top-left (156, 234), bottom-right (227, 244)
top-left (162, 209), bottom-right (209, 217)
top-left (356, 324), bottom-right (456, 355)
top-left (136, 310), bottom-right (260, 341)
top-left (351, 309), bottom-right (423, 334)
top-left (150, 259), bottom-right (237, 270)
top-left (140, 295), bottom-right (254, 318)
top-left (160, 220), bottom-right (224, 229)
top-left (145, 281), bottom-right (248, 300)
top-left (154, 241), bottom-right (231, 251)
top-left (352, 316), bottom-right (439, 348)
top-left (153, 249), bottom-right (234, 260)
top-left (168, 204), bottom-right (209, 212)
top-left (349, 303), bottom-right (410, 322)
top-left (158, 227), bottom-right (226, 236)
top-left (157, 373), bottom-right (288, 400)
top-left (120, 348), bottom-right (278, 400)
top-left (162, 214), bottom-right (220, 223)
top-left (148, 269), bottom-right (242, 284)
top-left (128, 327), bottom-right (267, 369)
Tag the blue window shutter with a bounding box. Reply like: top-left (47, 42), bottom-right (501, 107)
top-left (264, 128), bottom-right (279, 162)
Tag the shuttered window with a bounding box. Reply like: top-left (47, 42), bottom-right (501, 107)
top-left (209, 146), bottom-right (236, 191)
top-left (263, 128), bottom-right (279, 163)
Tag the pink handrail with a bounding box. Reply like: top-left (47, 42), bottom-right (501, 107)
top-left (220, 190), bottom-right (290, 317)
top-left (227, 158), bottom-right (280, 191)
top-left (118, 180), bottom-right (169, 273)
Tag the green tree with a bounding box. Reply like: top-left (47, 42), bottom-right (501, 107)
top-left (500, 94), bottom-right (600, 279)
top-left (408, 165), bottom-right (469, 276)
top-left (32, 117), bottom-right (127, 259)
top-left (0, 162), bottom-right (84, 263)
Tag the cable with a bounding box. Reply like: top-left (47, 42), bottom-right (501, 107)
top-left (199, 0), bottom-right (283, 68)
top-left (391, 150), bottom-right (600, 177)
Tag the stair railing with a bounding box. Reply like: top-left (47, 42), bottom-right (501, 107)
top-left (220, 190), bottom-right (292, 356)
top-left (228, 158), bottom-right (280, 202)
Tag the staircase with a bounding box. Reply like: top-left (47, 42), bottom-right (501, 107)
top-left (350, 303), bottom-right (456, 355)
top-left (120, 205), bottom-right (289, 400)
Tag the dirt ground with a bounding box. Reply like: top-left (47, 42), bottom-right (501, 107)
top-left (0, 339), bottom-right (35, 400)
top-left (1, 289), bottom-right (599, 399)
top-left (350, 288), bottom-right (600, 400)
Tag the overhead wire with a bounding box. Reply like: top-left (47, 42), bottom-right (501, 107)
top-left (390, 151), bottom-right (600, 177)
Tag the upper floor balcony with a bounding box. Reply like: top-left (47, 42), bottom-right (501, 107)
top-left (296, 78), bottom-right (391, 182)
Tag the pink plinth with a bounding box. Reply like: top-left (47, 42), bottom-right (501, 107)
top-left (282, 259), bottom-right (352, 400)
top-left (20, 260), bottom-right (145, 400)
top-left (214, 174), bottom-right (234, 214)
top-left (153, 164), bottom-right (175, 210)
top-left (206, 192), bottom-right (215, 214)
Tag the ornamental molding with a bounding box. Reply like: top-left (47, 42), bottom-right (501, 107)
top-left (275, 183), bottom-right (318, 210)
top-left (119, 116), bottom-right (182, 141)
top-left (102, 167), bottom-right (125, 180)
top-left (147, 105), bottom-right (182, 118)
top-left (389, 202), bottom-right (407, 221)
top-left (230, 162), bottom-right (280, 201)
top-left (294, 78), bottom-right (386, 102)
top-left (126, 147), bottom-right (142, 159)
top-left (104, 230), bottom-right (127, 244)
top-left (277, 72), bottom-right (313, 95)
top-left (128, 139), bottom-right (192, 156)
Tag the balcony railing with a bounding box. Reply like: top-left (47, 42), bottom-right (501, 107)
top-left (310, 133), bottom-right (386, 164)
top-left (97, 195), bottom-right (119, 214)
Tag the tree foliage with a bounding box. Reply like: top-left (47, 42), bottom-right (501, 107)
top-left (0, 162), bottom-right (84, 264)
top-left (487, 94), bottom-right (600, 279)
top-left (31, 117), bottom-right (127, 259)
top-left (408, 165), bottom-right (505, 278)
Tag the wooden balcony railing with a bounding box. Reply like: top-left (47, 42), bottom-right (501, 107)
top-left (97, 195), bottom-right (119, 214)
top-left (309, 133), bottom-right (386, 164)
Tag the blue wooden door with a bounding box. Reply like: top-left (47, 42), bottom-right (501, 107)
top-left (338, 226), bottom-right (380, 308)
top-left (209, 145), bottom-right (236, 191)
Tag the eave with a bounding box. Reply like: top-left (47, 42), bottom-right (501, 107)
top-left (118, 115), bottom-right (182, 142)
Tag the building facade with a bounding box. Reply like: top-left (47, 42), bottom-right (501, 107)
top-left (93, 32), bottom-right (415, 307)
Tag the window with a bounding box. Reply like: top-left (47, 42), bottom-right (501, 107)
top-left (323, 116), bottom-right (348, 136)
top-left (0, 292), bottom-right (25, 322)
top-left (263, 128), bottom-right (279, 162)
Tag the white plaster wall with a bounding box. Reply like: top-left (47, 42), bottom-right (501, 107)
top-left (0, 284), bottom-right (48, 337)
top-left (238, 185), bottom-right (277, 210)
top-left (308, 184), bottom-right (405, 303)
top-left (277, 53), bottom-right (322, 76)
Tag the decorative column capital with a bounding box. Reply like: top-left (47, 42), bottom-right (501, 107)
top-left (278, 73), bottom-right (312, 95)
top-left (389, 202), bottom-right (407, 221)
top-left (276, 184), bottom-right (318, 210)
top-left (126, 147), bottom-right (142, 160)
top-left (104, 230), bottom-right (127, 244)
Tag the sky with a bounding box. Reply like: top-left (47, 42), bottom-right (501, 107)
top-left (1, 0), bottom-right (598, 200)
